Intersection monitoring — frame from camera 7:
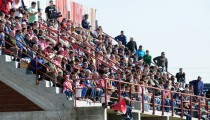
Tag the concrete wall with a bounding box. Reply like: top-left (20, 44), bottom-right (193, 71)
top-left (0, 108), bottom-right (106, 120)
top-left (0, 81), bottom-right (42, 112)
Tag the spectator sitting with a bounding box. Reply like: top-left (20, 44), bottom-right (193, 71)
top-left (63, 75), bottom-right (74, 100)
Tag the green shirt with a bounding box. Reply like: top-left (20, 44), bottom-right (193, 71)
top-left (143, 54), bottom-right (152, 65)
top-left (28, 7), bottom-right (38, 23)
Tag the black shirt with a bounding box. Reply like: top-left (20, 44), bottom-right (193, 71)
top-left (176, 72), bottom-right (185, 82)
top-left (45, 6), bottom-right (56, 19)
top-left (82, 19), bottom-right (90, 30)
top-left (126, 41), bottom-right (137, 52)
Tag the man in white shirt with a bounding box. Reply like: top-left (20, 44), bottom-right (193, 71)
top-left (11, 0), bottom-right (22, 17)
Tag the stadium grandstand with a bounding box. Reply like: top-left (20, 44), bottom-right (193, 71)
top-left (0, 0), bottom-right (209, 120)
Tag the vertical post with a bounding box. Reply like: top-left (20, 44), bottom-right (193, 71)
top-left (118, 81), bottom-right (121, 101)
top-left (152, 89), bottom-right (155, 115)
top-left (36, 56), bottom-right (38, 84)
top-left (206, 98), bottom-right (209, 119)
top-left (198, 97), bottom-right (201, 120)
top-left (161, 90), bottom-right (164, 116)
top-left (190, 96), bottom-right (193, 116)
top-left (77, 48), bottom-right (80, 58)
top-left (142, 86), bottom-right (144, 113)
top-left (171, 92), bottom-right (174, 116)
top-left (48, 27), bottom-right (50, 36)
top-left (129, 84), bottom-right (132, 107)
top-left (180, 94), bottom-right (184, 118)
top-left (104, 78), bottom-right (107, 107)
top-left (57, 31), bottom-right (60, 42)
top-left (74, 83), bottom-right (77, 110)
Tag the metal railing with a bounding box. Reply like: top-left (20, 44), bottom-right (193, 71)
top-left (72, 78), bottom-right (210, 120)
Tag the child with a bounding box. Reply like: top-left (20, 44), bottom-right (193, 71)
top-left (63, 75), bottom-right (74, 100)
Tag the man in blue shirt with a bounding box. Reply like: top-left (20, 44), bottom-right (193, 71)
top-left (15, 30), bottom-right (26, 51)
top-left (136, 45), bottom-right (146, 60)
top-left (115, 31), bottom-right (127, 46)
top-left (189, 76), bottom-right (204, 96)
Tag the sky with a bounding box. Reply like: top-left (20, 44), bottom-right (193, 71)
top-left (72, 0), bottom-right (210, 83)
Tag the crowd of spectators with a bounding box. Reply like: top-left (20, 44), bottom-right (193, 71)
top-left (0, 0), bottom-right (209, 120)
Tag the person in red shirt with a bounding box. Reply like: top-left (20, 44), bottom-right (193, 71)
top-left (63, 75), bottom-right (73, 100)
top-left (0, 0), bottom-right (13, 14)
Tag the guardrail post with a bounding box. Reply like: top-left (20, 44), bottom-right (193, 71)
top-left (74, 84), bottom-right (77, 110)
top-left (171, 92), bottom-right (174, 116)
top-left (142, 86), bottom-right (144, 113)
top-left (206, 98), bottom-right (209, 120)
top-left (198, 97), bottom-right (201, 120)
top-left (129, 84), bottom-right (132, 107)
top-left (57, 31), bottom-right (60, 42)
top-left (152, 89), bottom-right (155, 115)
top-left (118, 81), bottom-right (121, 101)
top-left (180, 94), bottom-right (183, 118)
top-left (36, 56), bottom-right (38, 84)
top-left (190, 96), bottom-right (193, 116)
top-left (161, 90), bottom-right (164, 116)
top-left (104, 78), bottom-right (107, 107)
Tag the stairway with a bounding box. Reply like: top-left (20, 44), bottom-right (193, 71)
top-left (0, 55), bottom-right (72, 111)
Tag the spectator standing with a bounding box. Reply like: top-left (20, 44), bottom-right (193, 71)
top-left (153, 52), bottom-right (168, 72)
top-left (143, 50), bottom-right (152, 66)
top-left (11, 0), bottom-right (22, 18)
top-left (189, 76), bottom-right (204, 96)
top-left (126, 37), bottom-right (137, 53)
top-left (0, 0), bottom-right (12, 14)
top-left (82, 14), bottom-right (91, 30)
top-left (114, 31), bottom-right (127, 46)
top-left (45, 0), bottom-right (57, 20)
top-left (176, 68), bottom-right (186, 88)
top-left (28, 2), bottom-right (38, 26)
top-left (136, 45), bottom-right (146, 60)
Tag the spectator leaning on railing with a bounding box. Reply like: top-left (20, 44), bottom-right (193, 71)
top-left (189, 76), bottom-right (204, 96)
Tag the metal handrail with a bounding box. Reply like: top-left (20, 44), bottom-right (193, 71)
top-left (72, 78), bottom-right (209, 120)
top-left (0, 34), bottom-right (65, 87)
top-left (39, 22), bottom-right (128, 73)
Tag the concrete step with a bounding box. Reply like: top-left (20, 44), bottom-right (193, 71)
top-left (3, 61), bottom-right (19, 69)
top-left (47, 87), bottom-right (62, 94)
top-left (39, 80), bottom-right (54, 88)
top-left (0, 55), bottom-right (13, 62)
